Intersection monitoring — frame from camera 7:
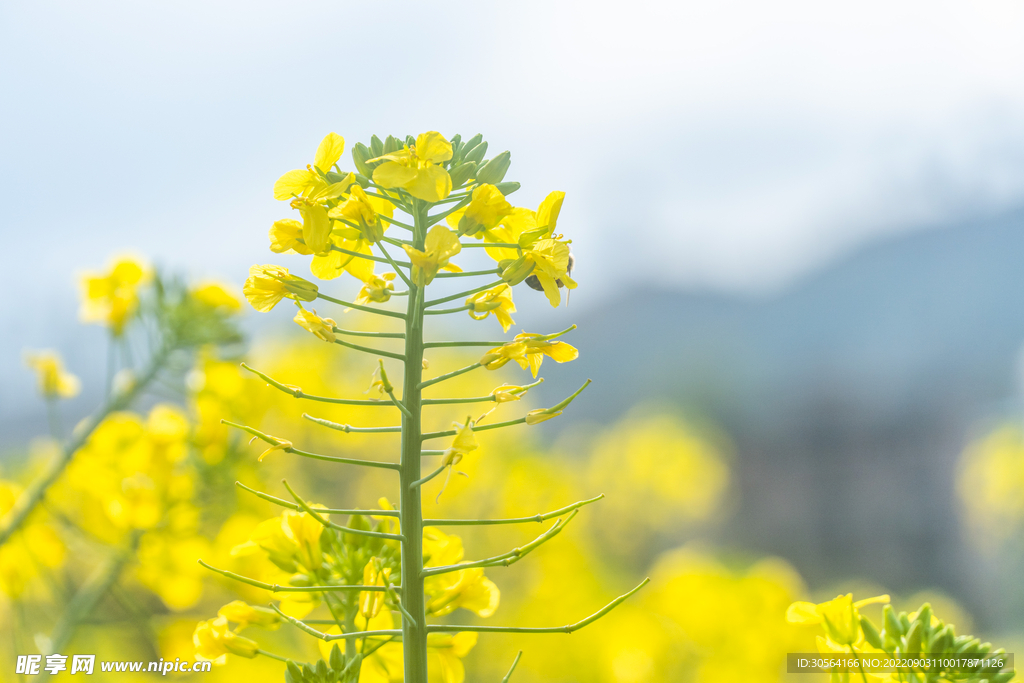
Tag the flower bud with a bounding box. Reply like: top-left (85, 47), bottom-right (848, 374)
top-left (448, 161), bottom-right (477, 188)
top-left (370, 135), bottom-right (384, 158)
top-left (860, 615), bottom-right (882, 649)
top-left (352, 143), bottom-right (373, 176)
top-left (494, 181), bottom-right (521, 196)
top-left (464, 141), bottom-right (488, 164)
top-left (475, 151), bottom-right (511, 185)
top-left (384, 135), bottom-right (402, 154)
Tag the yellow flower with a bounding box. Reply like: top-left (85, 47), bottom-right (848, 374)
top-left (482, 191), bottom-right (565, 262)
top-left (787, 594), bottom-right (889, 645)
top-left (243, 265), bottom-right (318, 312)
top-left (466, 283), bottom-right (515, 332)
top-left (426, 632), bottom-right (478, 683)
top-left (372, 132), bottom-right (454, 202)
top-left (522, 238), bottom-right (577, 307)
top-left (268, 219), bottom-right (312, 255)
top-left (425, 568), bottom-right (500, 618)
top-left (79, 255), bottom-right (150, 335)
top-left (403, 226), bottom-right (462, 286)
top-left (217, 601), bottom-right (281, 630)
top-left (446, 184), bottom-right (512, 236)
top-left (359, 558), bottom-right (391, 619)
top-left (442, 419), bottom-right (478, 469)
top-left (293, 308), bottom-right (336, 343)
top-left (309, 233), bottom-right (375, 283)
top-left (328, 185), bottom-right (394, 243)
top-left (192, 282), bottom-right (242, 312)
top-left (356, 272), bottom-right (397, 305)
top-left (244, 509), bottom-right (324, 574)
top-left (193, 616), bottom-right (259, 664)
top-left (273, 133), bottom-right (357, 254)
top-left (24, 350), bottom-right (80, 399)
top-left (480, 332), bottom-right (579, 377)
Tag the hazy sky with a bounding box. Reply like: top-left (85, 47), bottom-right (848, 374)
top-left (3, 0), bottom-right (1024, 416)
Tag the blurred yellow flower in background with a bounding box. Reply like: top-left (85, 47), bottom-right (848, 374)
top-left (959, 424), bottom-right (1024, 544)
top-left (78, 254), bottom-right (149, 334)
top-left (23, 350), bottom-right (81, 399)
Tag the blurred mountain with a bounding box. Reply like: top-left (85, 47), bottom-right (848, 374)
top-left (548, 206), bottom-right (1024, 628)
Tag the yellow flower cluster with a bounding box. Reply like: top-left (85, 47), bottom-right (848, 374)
top-left (78, 255), bottom-right (150, 334)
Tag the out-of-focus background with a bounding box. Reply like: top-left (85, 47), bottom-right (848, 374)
top-left (5, 1), bottom-right (1024, 681)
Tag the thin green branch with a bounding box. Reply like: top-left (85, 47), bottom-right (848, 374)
top-left (0, 346), bottom-right (170, 546)
top-left (242, 363), bottom-right (396, 406)
top-left (502, 652), bottom-right (524, 682)
top-left (427, 579), bottom-right (651, 634)
top-left (198, 560), bottom-right (391, 593)
top-left (386, 388), bottom-right (414, 419)
top-left (221, 420), bottom-right (401, 470)
top-left (331, 243), bottom-right (412, 267)
top-left (302, 414), bottom-right (402, 434)
top-left (417, 362), bottom-right (482, 390)
top-left (422, 511), bottom-right (579, 577)
top-left (410, 466), bottom-right (445, 490)
top-left (255, 649), bottom-right (291, 663)
top-left (423, 304), bottom-right (472, 316)
top-left (421, 417), bottom-right (526, 441)
top-left (334, 337), bottom-right (406, 362)
top-left (434, 267), bottom-right (503, 279)
top-left (379, 215), bottom-right (416, 231)
top-left (426, 195), bottom-right (472, 227)
top-left (424, 494), bottom-right (603, 526)
top-left (378, 241), bottom-right (416, 290)
top-left (282, 480), bottom-right (404, 541)
top-left (235, 481), bottom-right (400, 517)
top-left (420, 450), bottom-right (445, 456)
top-left (421, 378), bottom-right (543, 405)
top-left (424, 280), bottom-right (504, 308)
top-left (318, 293), bottom-right (407, 319)
top-left (422, 340), bottom-right (509, 349)
top-left (333, 328), bottom-right (406, 339)
top-left (270, 604), bottom-right (403, 642)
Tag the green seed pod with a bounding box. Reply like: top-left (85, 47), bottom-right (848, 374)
top-left (448, 161), bottom-right (478, 189)
top-left (352, 143), bottom-right (372, 176)
top-left (904, 620), bottom-right (922, 654)
top-left (475, 151), bottom-right (511, 185)
top-left (464, 141), bottom-right (488, 164)
top-left (494, 181), bottom-right (521, 196)
top-left (370, 135), bottom-right (384, 158)
top-left (329, 645), bottom-right (344, 671)
top-left (860, 615), bottom-right (883, 649)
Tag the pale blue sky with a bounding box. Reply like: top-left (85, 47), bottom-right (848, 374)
top-left (3, 0), bottom-right (1024, 424)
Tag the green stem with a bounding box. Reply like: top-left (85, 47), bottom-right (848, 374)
top-left (434, 267), bottom-right (502, 279)
top-left (332, 328), bottom-right (406, 339)
top-left (418, 363), bottom-right (482, 390)
top-left (502, 652), bottom-right (524, 682)
top-left (424, 280), bottom-right (504, 308)
top-left (331, 244), bottom-right (412, 268)
top-left (380, 216), bottom-right (416, 231)
top-left (425, 195), bottom-right (472, 227)
top-left (234, 482), bottom-right (400, 517)
top-left (270, 605), bottom-right (403, 642)
top-left (318, 293), bottom-right (407, 319)
top-left (461, 242), bottom-right (519, 248)
top-left (302, 414), bottom-right (402, 434)
top-left (378, 242), bottom-right (416, 289)
top-left (198, 560), bottom-right (392, 592)
top-left (421, 417), bottom-right (527, 441)
top-left (424, 494), bottom-right (603, 525)
top-left (241, 363), bottom-right (398, 406)
top-left (426, 578), bottom-right (650, 633)
top-left (282, 480), bottom-right (404, 541)
top-left (221, 420), bottom-right (400, 470)
top-left (423, 340), bottom-right (508, 348)
top-left (0, 347), bottom-right (170, 546)
top-left (399, 200), bottom-right (430, 683)
top-left (423, 304), bottom-right (472, 316)
top-left (421, 378), bottom-right (543, 405)
top-left (410, 466), bottom-right (445, 489)
top-left (333, 338), bottom-right (406, 362)
top-left (255, 649), bottom-right (291, 663)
